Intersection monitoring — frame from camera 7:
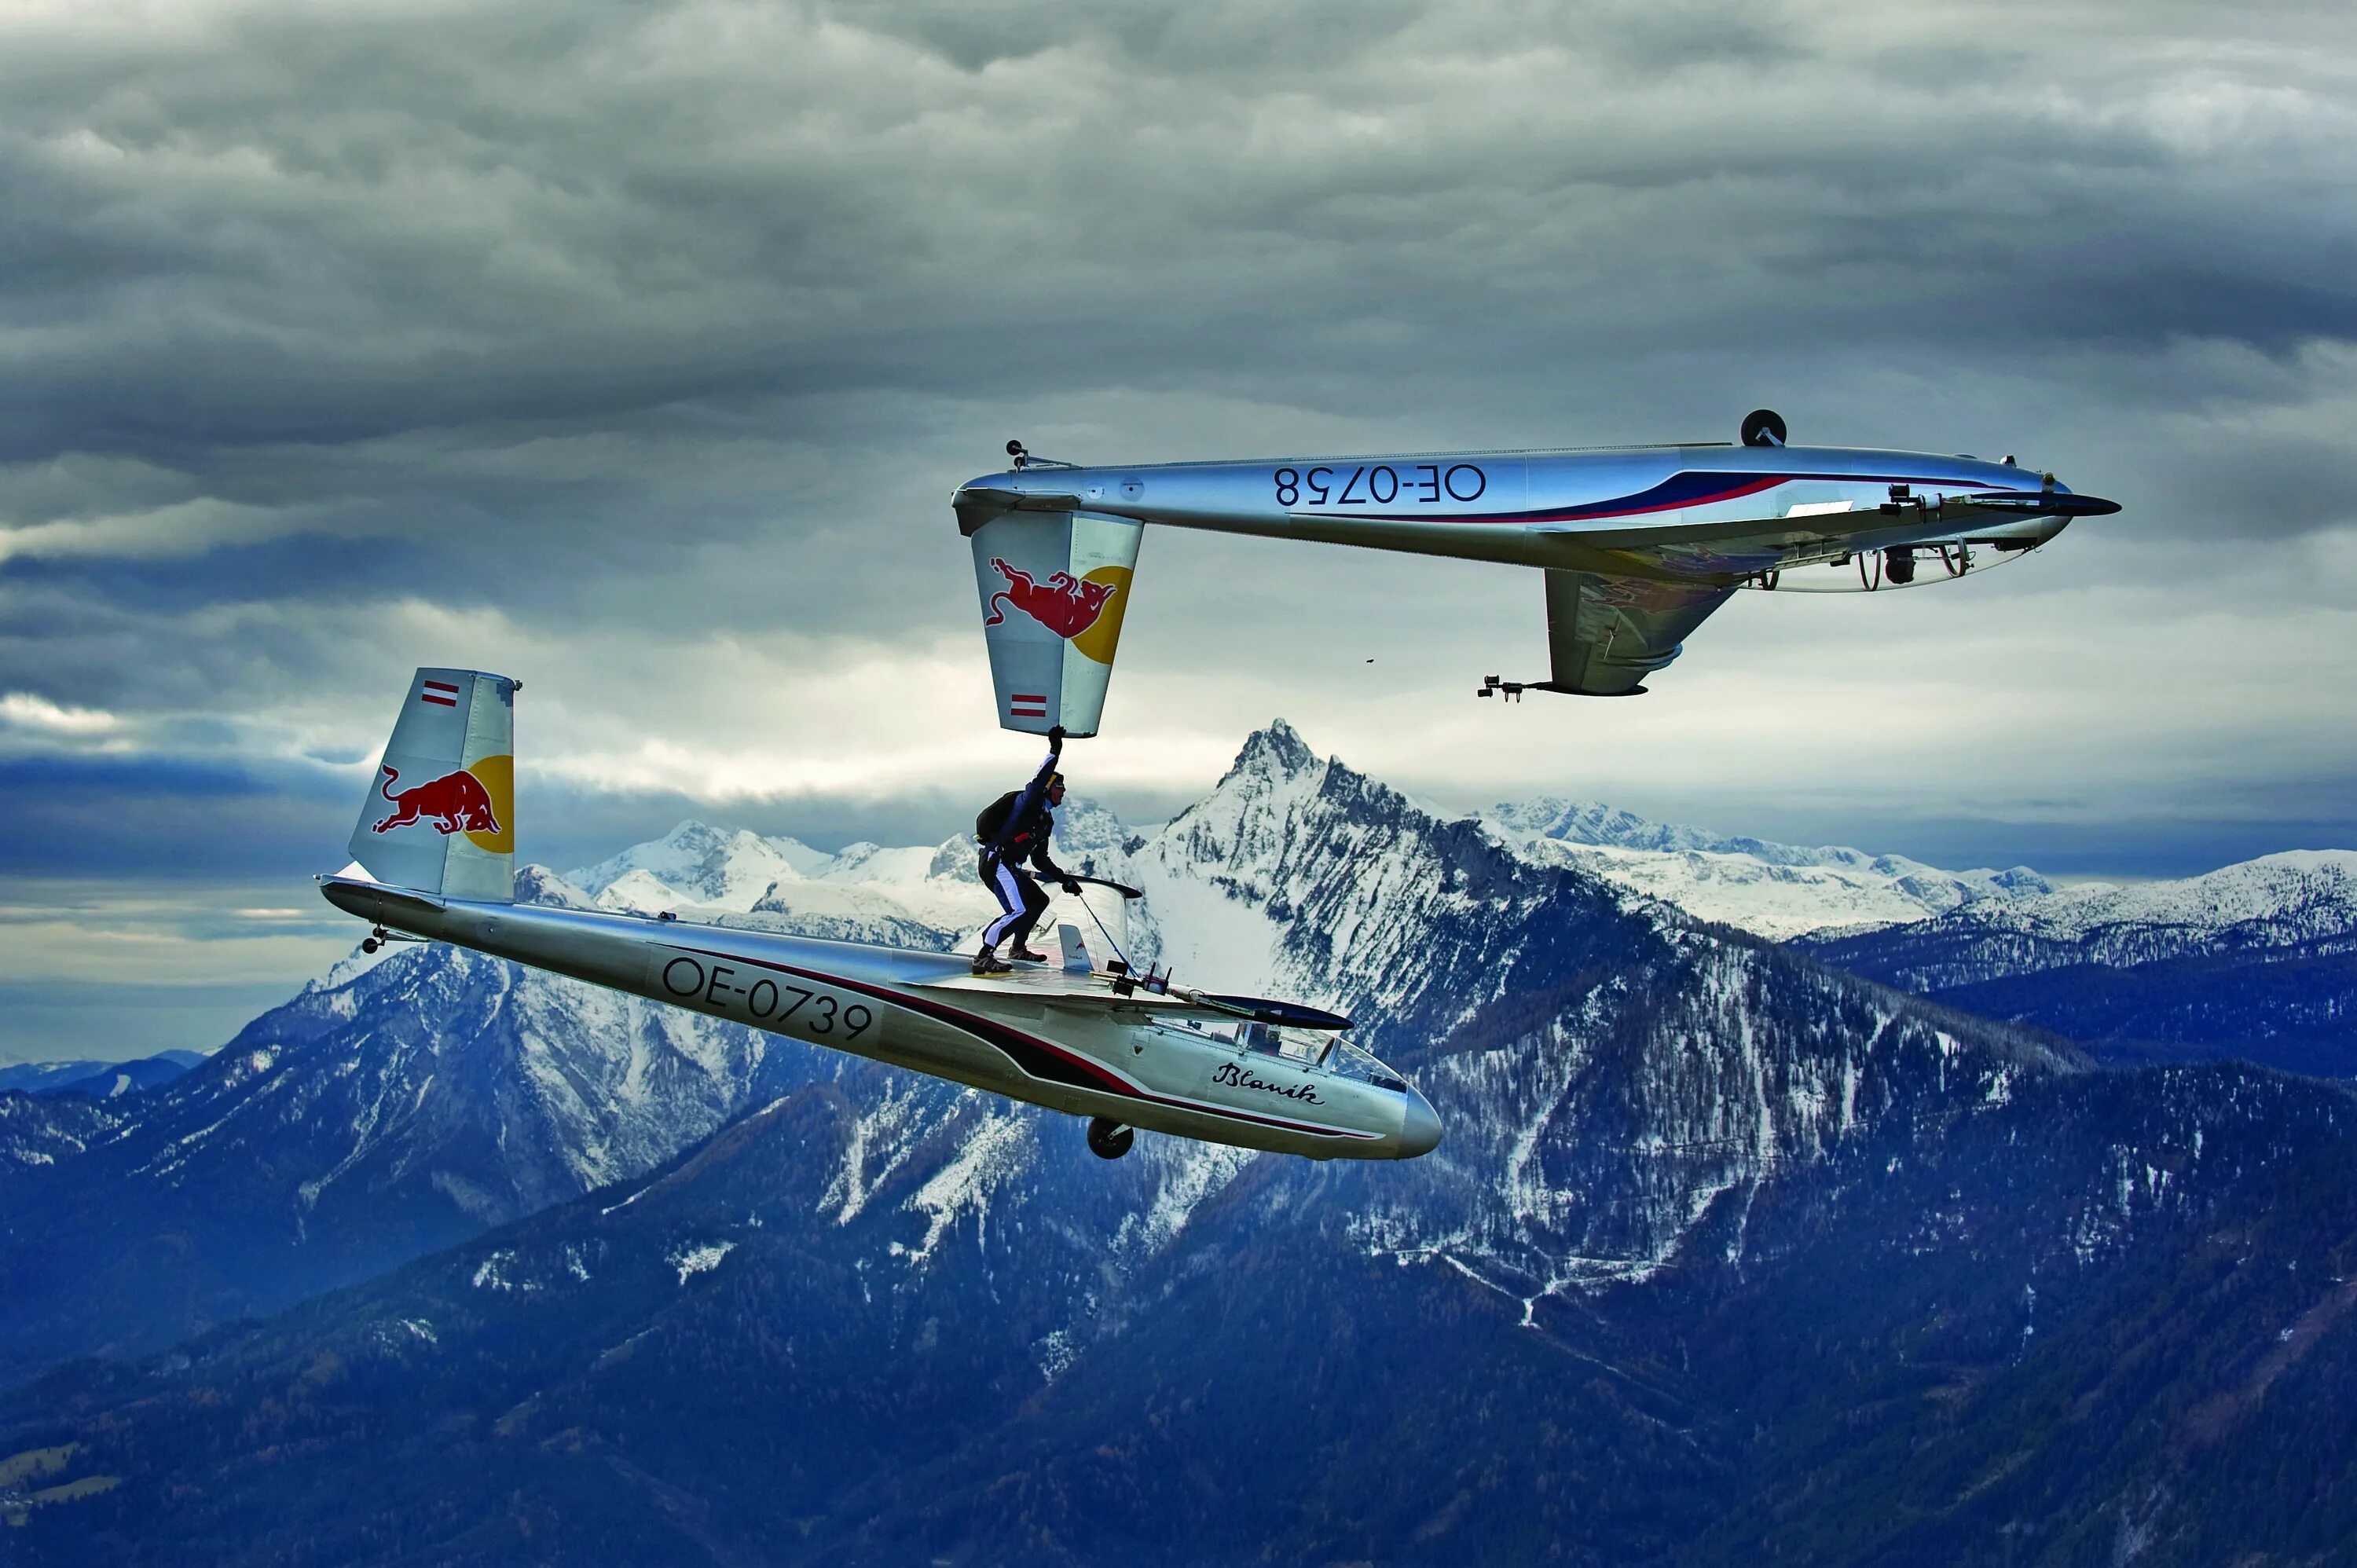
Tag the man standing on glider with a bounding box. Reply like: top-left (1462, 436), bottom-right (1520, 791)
top-left (973, 726), bottom-right (1082, 974)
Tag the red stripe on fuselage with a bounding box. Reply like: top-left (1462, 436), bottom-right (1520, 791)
top-left (1516, 473), bottom-right (1785, 523)
top-left (668, 943), bottom-right (1378, 1141)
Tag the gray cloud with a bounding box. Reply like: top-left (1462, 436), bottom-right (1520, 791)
top-left (5, 4), bottom-right (2351, 439)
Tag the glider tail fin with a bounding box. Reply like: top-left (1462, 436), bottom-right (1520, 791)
top-left (963, 506), bottom-right (1143, 738)
top-left (346, 667), bottom-right (519, 902)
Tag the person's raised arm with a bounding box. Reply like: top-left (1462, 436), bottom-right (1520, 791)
top-left (1032, 727), bottom-right (1077, 889)
top-left (986, 727), bottom-right (1067, 858)
top-left (1026, 725), bottom-right (1065, 789)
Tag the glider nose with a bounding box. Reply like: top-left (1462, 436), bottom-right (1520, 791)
top-left (2051, 487), bottom-right (2122, 517)
top-left (1397, 1086), bottom-right (1443, 1159)
top-left (2025, 471), bottom-right (2121, 518)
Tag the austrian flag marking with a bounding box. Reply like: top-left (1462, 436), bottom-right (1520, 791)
top-left (1010, 691), bottom-right (1048, 719)
top-left (420, 680), bottom-right (460, 708)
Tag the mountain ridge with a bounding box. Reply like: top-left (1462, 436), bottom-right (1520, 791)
top-left (0, 722), bottom-right (2053, 1386)
top-left (0, 1050), bottom-right (204, 1100)
top-left (1482, 795), bottom-right (2060, 940)
top-left (3, 721), bottom-right (2344, 1399)
top-left (3, 724), bottom-right (2352, 1563)
top-left (1808, 849), bottom-right (2357, 1076)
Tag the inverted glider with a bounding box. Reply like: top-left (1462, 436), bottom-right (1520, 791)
top-left (319, 669), bottom-right (1439, 1163)
top-left (954, 410), bottom-right (2120, 731)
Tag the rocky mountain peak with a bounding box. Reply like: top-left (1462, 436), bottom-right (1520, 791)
top-left (1221, 718), bottom-right (1319, 787)
top-left (927, 835), bottom-right (978, 880)
top-left (513, 863), bottom-right (596, 910)
top-left (567, 819), bottom-right (829, 912)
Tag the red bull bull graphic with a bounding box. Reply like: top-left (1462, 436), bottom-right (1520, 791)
top-left (984, 558), bottom-right (1120, 641)
top-left (373, 764), bottom-right (503, 837)
top-left (965, 510), bottom-right (1144, 736)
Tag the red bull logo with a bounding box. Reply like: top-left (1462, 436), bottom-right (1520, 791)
top-left (983, 558), bottom-right (1120, 641)
top-left (373, 764), bottom-right (503, 837)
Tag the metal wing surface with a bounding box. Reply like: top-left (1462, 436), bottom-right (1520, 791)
top-left (1540, 568), bottom-right (1736, 695)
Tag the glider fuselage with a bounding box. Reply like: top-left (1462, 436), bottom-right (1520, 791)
top-left (956, 442), bottom-right (2115, 583)
top-left (321, 876), bottom-right (1439, 1162)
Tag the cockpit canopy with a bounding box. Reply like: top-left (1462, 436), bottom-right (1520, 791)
top-left (1157, 1016), bottom-right (1409, 1093)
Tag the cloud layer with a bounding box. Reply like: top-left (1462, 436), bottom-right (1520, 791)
top-left (4, 0), bottom-right (2355, 1056)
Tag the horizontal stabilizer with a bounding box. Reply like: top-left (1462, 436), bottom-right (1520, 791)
top-left (318, 873), bottom-right (450, 925)
top-left (1192, 994), bottom-right (1354, 1031)
top-left (913, 966), bottom-right (1351, 1031)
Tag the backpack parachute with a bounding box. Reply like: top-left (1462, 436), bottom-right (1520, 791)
top-left (975, 789), bottom-right (1021, 847)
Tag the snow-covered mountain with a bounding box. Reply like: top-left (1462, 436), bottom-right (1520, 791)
top-left (0, 935), bottom-right (796, 1380)
top-left (571, 823), bottom-right (985, 943)
top-left (17, 715), bottom-right (2350, 1400)
top-left (0, 835), bottom-right (1066, 1379)
top-left (1805, 849), bottom-right (2357, 1075)
top-left (1483, 797), bottom-right (2056, 940)
top-left (1812, 849), bottom-right (2357, 985)
top-left (12, 724), bottom-right (2355, 1564)
top-left (568, 800), bottom-right (1145, 956)
top-left (567, 821), bottom-right (831, 910)
top-left (0, 1090), bottom-right (120, 1174)
top-left (575, 760), bottom-right (2071, 955)
top-left (0, 721), bottom-right (2054, 1383)
top-left (0, 1050), bottom-right (204, 1100)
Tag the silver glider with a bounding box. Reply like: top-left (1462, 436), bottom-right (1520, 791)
top-left (319, 669), bottom-right (1441, 1164)
top-left (954, 410), bottom-right (2121, 727)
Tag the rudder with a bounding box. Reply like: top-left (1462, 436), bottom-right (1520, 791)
top-left (966, 509), bottom-right (1142, 737)
top-left (346, 668), bottom-right (519, 900)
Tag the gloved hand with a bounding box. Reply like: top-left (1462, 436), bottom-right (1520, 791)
top-left (1062, 879), bottom-right (1083, 895)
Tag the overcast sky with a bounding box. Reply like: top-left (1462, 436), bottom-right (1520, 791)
top-left (5, 0), bottom-right (2355, 1060)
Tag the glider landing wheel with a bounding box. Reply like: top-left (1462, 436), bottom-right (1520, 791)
top-left (1086, 1117), bottom-right (1135, 1160)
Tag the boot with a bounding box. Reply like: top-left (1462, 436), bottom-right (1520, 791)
top-left (971, 947), bottom-right (1012, 976)
top-left (1010, 943), bottom-right (1049, 963)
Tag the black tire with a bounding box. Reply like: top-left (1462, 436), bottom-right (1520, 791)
top-left (1740, 408), bottom-right (1787, 448)
top-left (361, 938), bottom-right (379, 954)
top-left (1086, 1117), bottom-right (1135, 1160)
